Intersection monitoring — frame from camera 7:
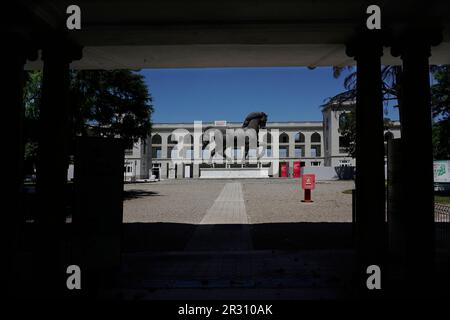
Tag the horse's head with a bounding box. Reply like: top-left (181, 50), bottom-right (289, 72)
top-left (259, 112), bottom-right (268, 129)
top-left (242, 111), bottom-right (268, 129)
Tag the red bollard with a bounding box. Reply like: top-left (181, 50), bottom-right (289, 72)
top-left (301, 174), bottom-right (315, 203)
top-left (302, 189), bottom-right (313, 202)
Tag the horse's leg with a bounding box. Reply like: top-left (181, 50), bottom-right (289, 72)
top-left (210, 149), bottom-right (215, 164)
top-left (244, 142), bottom-right (249, 165)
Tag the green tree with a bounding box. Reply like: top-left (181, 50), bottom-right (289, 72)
top-left (23, 70), bottom-right (153, 174)
top-left (69, 70), bottom-right (153, 142)
top-left (329, 65), bottom-right (450, 159)
top-left (336, 107), bottom-right (393, 158)
top-left (328, 66), bottom-right (402, 158)
top-left (432, 118), bottom-right (450, 159)
top-left (331, 65), bottom-right (403, 114)
top-left (431, 65), bottom-right (450, 119)
top-left (431, 65), bottom-right (450, 159)
top-left (337, 110), bottom-right (356, 157)
top-left (23, 71), bottom-right (43, 174)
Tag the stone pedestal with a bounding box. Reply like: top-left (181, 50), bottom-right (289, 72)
top-left (200, 167), bottom-right (269, 179)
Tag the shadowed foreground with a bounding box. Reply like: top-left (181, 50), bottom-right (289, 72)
top-left (110, 222), bottom-right (356, 300)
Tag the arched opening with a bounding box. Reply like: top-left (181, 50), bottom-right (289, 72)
top-left (311, 132), bottom-right (321, 143)
top-left (168, 133), bottom-right (177, 145)
top-left (279, 132), bottom-right (289, 144)
top-left (184, 133), bottom-right (193, 145)
top-left (151, 134), bottom-right (162, 159)
top-left (151, 134), bottom-right (162, 145)
top-left (384, 131), bottom-right (394, 141)
top-left (263, 132), bottom-right (272, 144)
top-left (384, 131), bottom-right (394, 156)
top-left (295, 132), bottom-right (305, 143)
top-left (310, 132), bottom-right (321, 158)
top-left (339, 112), bottom-right (350, 131)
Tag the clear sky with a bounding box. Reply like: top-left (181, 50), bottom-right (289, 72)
top-left (140, 67), bottom-right (399, 123)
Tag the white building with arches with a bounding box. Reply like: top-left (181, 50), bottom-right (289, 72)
top-left (124, 107), bottom-right (400, 180)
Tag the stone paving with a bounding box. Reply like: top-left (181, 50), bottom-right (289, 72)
top-left (117, 178), bottom-right (356, 299)
top-left (123, 179), bottom-right (354, 224)
top-left (123, 179), bottom-right (225, 224)
top-left (185, 182), bottom-right (252, 251)
top-left (243, 179), bottom-right (354, 224)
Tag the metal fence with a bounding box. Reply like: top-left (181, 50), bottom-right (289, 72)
top-left (435, 204), bottom-right (450, 249)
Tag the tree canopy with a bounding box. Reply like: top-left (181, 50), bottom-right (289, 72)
top-left (330, 65), bottom-right (403, 112)
top-left (328, 65), bottom-right (450, 160)
top-left (431, 66), bottom-right (450, 120)
top-left (431, 66), bottom-right (450, 159)
top-left (69, 70), bottom-right (153, 142)
top-left (23, 70), bottom-right (153, 173)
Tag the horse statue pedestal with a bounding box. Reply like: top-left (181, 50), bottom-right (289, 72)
top-left (200, 167), bottom-right (270, 179)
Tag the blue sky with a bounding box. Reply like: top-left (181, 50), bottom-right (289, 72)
top-left (140, 67), bottom-right (400, 123)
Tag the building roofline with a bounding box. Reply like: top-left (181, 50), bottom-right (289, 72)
top-left (152, 120), bottom-right (323, 126)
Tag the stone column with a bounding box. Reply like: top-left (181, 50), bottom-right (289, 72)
top-left (176, 164), bottom-right (184, 179)
top-left (288, 132), bottom-right (296, 160)
top-left (35, 36), bottom-right (82, 298)
top-left (391, 29), bottom-right (442, 297)
top-left (304, 132), bottom-right (312, 158)
top-left (319, 133), bottom-right (324, 159)
top-left (161, 133), bottom-right (169, 159)
top-left (1, 32), bottom-right (37, 297)
top-left (193, 164), bottom-right (200, 178)
top-left (271, 129), bottom-right (280, 178)
top-left (147, 136), bottom-right (152, 179)
top-left (161, 162), bottom-right (168, 179)
top-left (346, 31), bottom-right (386, 295)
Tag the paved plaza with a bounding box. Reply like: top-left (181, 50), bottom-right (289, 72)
top-left (123, 179), bottom-right (354, 224)
top-left (122, 179), bottom-right (354, 252)
top-left (115, 179), bottom-right (356, 299)
top-left (123, 178), bottom-right (354, 249)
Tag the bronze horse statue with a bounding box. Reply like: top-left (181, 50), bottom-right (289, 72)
top-left (202, 112), bottom-right (268, 162)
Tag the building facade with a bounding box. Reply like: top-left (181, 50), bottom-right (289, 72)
top-left (124, 107), bottom-right (401, 180)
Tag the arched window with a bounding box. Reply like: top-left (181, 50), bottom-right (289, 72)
top-left (279, 133), bottom-right (289, 143)
top-left (384, 131), bottom-right (394, 141)
top-left (311, 132), bottom-right (321, 143)
top-left (184, 134), bottom-right (193, 144)
top-left (151, 134), bottom-right (161, 144)
top-left (263, 133), bottom-right (272, 144)
top-left (168, 134), bottom-right (177, 144)
top-left (339, 113), bottom-right (349, 130)
top-left (295, 132), bottom-right (305, 143)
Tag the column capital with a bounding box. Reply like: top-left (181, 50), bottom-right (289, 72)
top-left (1, 31), bottom-right (38, 63)
top-left (390, 27), bottom-right (442, 59)
top-left (42, 32), bottom-right (83, 63)
top-left (345, 30), bottom-right (385, 60)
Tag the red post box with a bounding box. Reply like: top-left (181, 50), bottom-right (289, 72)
top-left (301, 174), bottom-right (315, 202)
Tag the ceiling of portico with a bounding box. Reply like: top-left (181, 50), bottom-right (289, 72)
top-left (16, 0), bottom-right (450, 69)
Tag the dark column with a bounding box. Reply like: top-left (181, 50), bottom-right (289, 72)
top-left (1, 32), bottom-right (36, 297)
top-left (391, 29), bottom-right (442, 298)
top-left (346, 31), bottom-right (387, 296)
top-left (35, 36), bottom-right (82, 298)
